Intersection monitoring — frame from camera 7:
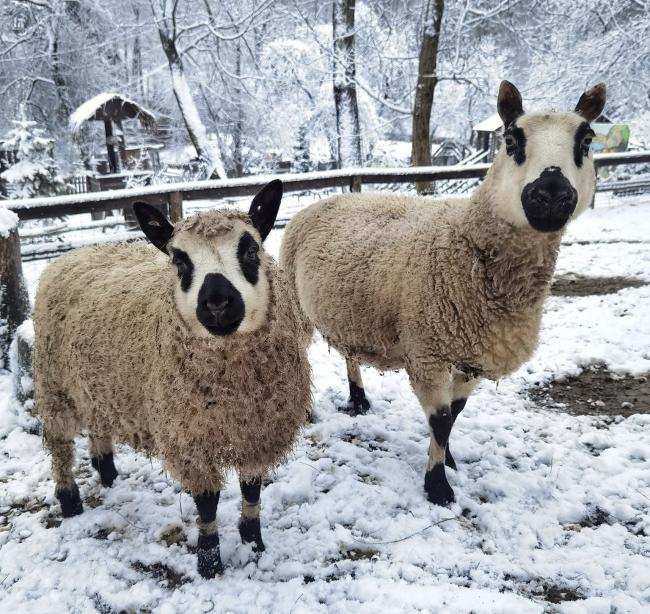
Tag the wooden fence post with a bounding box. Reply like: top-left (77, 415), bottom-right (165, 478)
top-left (169, 191), bottom-right (184, 222)
top-left (350, 175), bottom-right (362, 193)
top-left (0, 215), bottom-right (30, 368)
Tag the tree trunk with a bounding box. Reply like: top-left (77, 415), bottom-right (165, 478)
top-left (157, 27), bottom-right (227, 180)
top-left (411, 0), bottom-right (445, 194)
top-left (232, 39), bottom-right (244, 177)
top-left (0, 227), bottom-right (30, 368)
top-left (332, 0), bottom-right (362, 169)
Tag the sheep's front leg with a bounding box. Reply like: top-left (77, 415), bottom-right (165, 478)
top-left (193, 492), bottom-right (223, 578)
top-left (446, 373), bottom-right (480, 470)
top-left (410, 372), bottom-right (455, 506)
top-left (238, 476), bottom-right (265, 552)
top-left (339, 357), bottom-right (370, 415)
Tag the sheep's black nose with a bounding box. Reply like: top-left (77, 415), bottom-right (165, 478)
top-left (521, 167), bottom-right (577, 232)
top-left (204, 297), bottom-right (232, 317)
top-left (196, 274), bottom-right (245, 335)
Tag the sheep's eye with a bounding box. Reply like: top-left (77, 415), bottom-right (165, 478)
top-left (170, 249), bottom-right (194, 291)
top-left (581, 134), bottom-right (593, 155)
top-left (172, 254), bottom-right (186, 272)
top-left (504, 134), bottom-right (517, 149)
top-left (246, 244), bottom-right (259, 261)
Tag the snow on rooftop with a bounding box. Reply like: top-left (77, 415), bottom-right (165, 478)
top-left (69, 93), bottom-right (156, 134)
top-left (473, 113), bottom-right (503, 132)
top-left (0, 206), bottom-right (19, 237)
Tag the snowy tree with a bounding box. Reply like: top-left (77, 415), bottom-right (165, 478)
top-left (332, 0), bottom-right (362, 168)
top-left (151, 0), bottom-right (227, 180)
top-left (1, 108), bottom-right (65, 199)
top-left (411, 0), bottom-right (445, 193)
top-left (293, 123), bottom-right (312, 173)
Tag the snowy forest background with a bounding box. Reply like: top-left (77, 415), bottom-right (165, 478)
top-left (1, 0), bottom-right (650, 190)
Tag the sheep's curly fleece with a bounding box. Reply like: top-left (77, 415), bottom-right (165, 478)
top-left (280, 188), bottom-right (563, 385)
top-left (33, 211), bottom-right (312, 494)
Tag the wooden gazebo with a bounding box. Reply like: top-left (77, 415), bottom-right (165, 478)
top-left (70, 93), bottom-right (156, 174)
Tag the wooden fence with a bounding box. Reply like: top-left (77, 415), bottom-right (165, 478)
top-left (6, 150), bottom-right (649, 223)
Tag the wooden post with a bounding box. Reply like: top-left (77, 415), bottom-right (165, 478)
top-left (169, 191), bottom-right (184, 222)
top-left (104, 119), bottom-right (119, 174)
top-left (350, 175), bottom-right (362, 193)
top-left (0, 223), bottom-right (30, 368)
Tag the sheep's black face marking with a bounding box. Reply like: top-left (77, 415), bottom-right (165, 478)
top-left (196, 273), bottom-right (245, 336)
top-left (171, 248), bottom-right (194, 292)
top-left (503, 124), bottom-right (526, 165)
top-left (573, 122), bottom-right (595, 168)
top-left (237, 232), bottom-right (260, 285)
top-left (521, 167), bottom-right (577, 232)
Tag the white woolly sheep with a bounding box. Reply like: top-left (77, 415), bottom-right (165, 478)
top-left (33, 180), bottom-right (312, 578)
top-left (280, 82), bottom-right (607, 506)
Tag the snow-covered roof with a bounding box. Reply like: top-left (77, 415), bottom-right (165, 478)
top-left (69, 93), bottom-right (156, 134)
top-left (473, 113), bottom-right (503, 132)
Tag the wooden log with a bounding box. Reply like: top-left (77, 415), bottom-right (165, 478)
top-left (0, 225), bottom-right (30, 368)
top-left (10, 320), bottom-right (33, 404)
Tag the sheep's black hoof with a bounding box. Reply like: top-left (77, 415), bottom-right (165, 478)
top-left (338, 383), bottom-right (371, 415)
top-left (197, 532), bottom-right (223, 578)
top-left (424, 464), bottom-right (455, 506)
top-left (239, 517), bottom-right (265, 553)
top-left (445, 447), bottom-right (457, 470)
top-left (56, 485), bottom-right (83, 518)
top-left (91, 453), bottom-right (118, 487)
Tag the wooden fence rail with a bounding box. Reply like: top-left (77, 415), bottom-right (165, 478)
top-left (4, 150), bottom-right (650, 222)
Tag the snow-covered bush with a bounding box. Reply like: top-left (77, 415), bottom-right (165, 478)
top-left (1, 108), bottom-right (66, 199)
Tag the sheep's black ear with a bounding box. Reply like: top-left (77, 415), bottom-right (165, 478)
top-left (249, 179), bottom-right (283, 242)
top-left (133, 202), bottom-right (174, 253)
top-left (497, 80), bottom-right (524, 126)
top-left (575, 83), bottom-right (607, 122)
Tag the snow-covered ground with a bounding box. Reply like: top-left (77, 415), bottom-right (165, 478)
top-left (1, 193), bottom-right (649, 613)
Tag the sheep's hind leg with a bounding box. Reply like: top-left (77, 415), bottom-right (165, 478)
top-left (44, 426), bottom-right (83, 518)
top-left (89, 434), bottom-right (118, 487)
top-left (410, 371), bottom-right (455, 506)
top-left (193, 491), bottom-right (223, 578)
top-left (446, 373), bottom-right (480, 470)
top-left (339, 358), bottom-right (371, 415)
top-left (238, 476), bottom-right (265, 552)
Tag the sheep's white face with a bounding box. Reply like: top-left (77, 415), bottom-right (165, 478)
top-left (133, 179), bottom-right (283, 339)
top-left (489, 82), bottom-right (606, 233)
top-left (168, 221), bottom-right (270, 338)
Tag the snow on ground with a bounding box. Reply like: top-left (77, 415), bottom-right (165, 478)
top-left (1, 194), bottom-right (649, 613)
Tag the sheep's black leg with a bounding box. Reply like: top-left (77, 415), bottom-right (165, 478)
top-left (445, 398), bottom-right (467, 470)
top-left (339, 358), bottom-right (370, 415)
top-left (239, 477), bottom-right (265, 552)
top-left (446, 374), bottom-right (480, 470)
top-left (425, 406), bottom-right (455, 505)
top-left (44, 428), bottom-right (83, 518)
top-left (193, 491), bottom-right (223, 578)
top-left (410, 373), bottom-right (455, 506)
top-left (89, 435), bottom-right (118, 487)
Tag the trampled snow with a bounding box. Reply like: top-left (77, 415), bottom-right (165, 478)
top-left (0, 193), bottom-right (648, 612)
